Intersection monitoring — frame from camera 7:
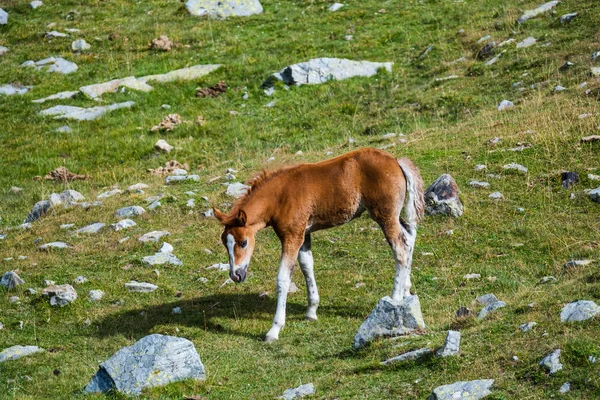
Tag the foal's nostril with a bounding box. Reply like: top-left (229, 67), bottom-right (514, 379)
top-left (236, 269), bottom-right (247, 282)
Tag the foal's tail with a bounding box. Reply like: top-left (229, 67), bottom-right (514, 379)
top-left (397, 158), bottom-right (425, 228)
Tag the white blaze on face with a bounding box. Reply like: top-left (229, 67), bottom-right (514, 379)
top-left (226, 233), bottom-right (236, 271)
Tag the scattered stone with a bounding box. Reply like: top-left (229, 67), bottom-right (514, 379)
top-left (76, 222), bottom-right (105, 234)
top-left (150, 35), bottom-right (173, 51)
top-left (125, 281), bottom-right (158, 293)
top-left (517, 37), bottom-right (536, 49)
top-left (381, 348), bottom-right (433, 365)
top-left (517, 1), bottom-right (559, 24)
top-left (97, 189), bottom-right (122, 199)
top-left (115, 206), bottom-right (146, 218)
top-left (469, 180), bottom-right (489, 189)
top-left (424, 174), bottom-right (463, 218)
top-left (429, 380), bottom-right (494, 400)
top-left (353, 295), bottom-right (425, 349)
top-left (0, 346), bottom-right (44, 363)
top-left (519, 322), bottom-right (537, 332)
top-left (464, 273), bottom-right (481, 280)
top-left (226, 182), bottom-right (251, 198)
top-left (142, 250), bottom-right (183, 266)
top-left (186, 0), bottom-right (263, 19)
top-left (477, 294), bottom-right (506, 319)
top-left (560, 172), bottom-right (579, 189)
top-left (498, 38), bottom-right (515, 47)
top-left (196, 81), bottom-right (227, 98)
top-left (455, 306), bottom-right (473, 318)
top-left (539, 276), bottom-right (556, 284)
top-left (112, 219), bottom-right (136, 231)
top-left (1, 271), bottom-right (24, 289)
top-left (559, 61), bottom-right (574, 72)
top-left (73, 276), bottom-right (88, 284)
top-left (560, 12), bottom-right (577, 24)
top-left (172, 306), bottom-right (182, 314)
top-left (138, 230), bottom-right (170, 243)
top-left (24, 57), bottom-right (78, 74)
top-left (187, 199), bottom-right (195, 208)
top-left (559, 382), bottom-right (570, 394)
top-left (589, 174), bottom-right (600, 181)
top-left (39, 241), bottom-right (70, 250)
top-left (118, 237), bottom-right (130, 244)
top-left (166, 175), bottom-right (200, 184)
top-left (151, 114), bottom-right (182, 132)
top-left (265, 101), bottom-right (276, 108)
top-left (30, 1), bottom-right (44, 8)
top-left (437, 330), bottom-right (460, 357)
top-left (560, 300), bottom-right (600, 322)
top-left (269, 58), bottom-right (393, 86)
top-left (0, 84), bottom-right (32, 96)
top-left (498, 100), bottom-right (514, 111)
top-left (485, 51), bottom-right (505, 66)
top-left (489, 192), bottom-right (504, 200)
top-left (281, 383), bottom-right (316, 400)
top-left (553, 85), bottom-right (567, 93)
top-left (329, 3), bottom-right (344, 12)
top-left (207, 263), bottom-right (229, 271)
top-left (264, 87), bottom-right (275, 96)
top-left (0, 8), bottom-right (7, 25)
top-left (148, 160), bottom-right (189, 175)
top-left (45, 31), bottom-right (69, 38)
top-left (42, 284), bottom-right (77, 307)
top-left (89, 290), bottom-right (104, 301)
top-left (72, 39), bottom-right (91, 51)
top-left (84, 334), bottom-right (205, 395)
top-left (476, 42), bottom-right (496, 60)
top-left (138, 64), bottom-right (221, 84)
top-left (32, 91), bottom-right (79, 104)
top-left (503, 163), bottom-right (528, 173)
top-left (9, 296), bottom-right (20, 303)
top-left (79, 77), bottom-right (153, 100)
top-left (0, 46), bottom-right (7, 56)
top-left (40, 101), bottom-right (135, 121)
top-left (564, 259), bottom-right (594, 269)
top-left (417, 45), bottom-right (434, 60)
top-left (155, 139), bottom-right (174, 153)
top-left (127, 183), bottom-right (149, 192)
top-left (540, 349), bottom-right (563, 374)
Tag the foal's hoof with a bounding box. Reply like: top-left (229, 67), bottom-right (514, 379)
top-left (264, 335), bottom-right (278, 344)
top-left (305, 315), bottom-right (318, 322)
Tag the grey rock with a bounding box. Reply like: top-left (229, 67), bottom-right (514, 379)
top-left (560, 300), bottom-right (600, 322)
top-left (328, 3), bottom-right (344, 12)
top-left (0, 346), bottom-right (44, 363)
top-left (0, 46), bottom-right (8, 56)
top-left (464, 273), bottom-right (481, 280)
top-left (73, 275), bottom-right (88, 284)
top-left (138, 230), bottom-right (170, 243)
top-left (265, 101), bottom-right (276, 108)
top-left (125, 281), bottom-right (158, 293)
top-left (80, 77), bottom-right (153, 100)
top-left (264, 87), bottom-right (275, 96)
top-left (148, 200), bottom-right (161, 210)
top-left (503, 163), bottom-right (528, 173)
top-left (226, 182), bottom-right (251, 198)
top-left (539, 276), bottom-right (556, 283)
top-left (561, 172), bottom-right (579, 189)
top-left (517, 37), bottom-right (537, 49)
top-left (0, 84), bottom-right (32, 96)
top-left (270, 58), bottom-right (393, 86)
top-left (424, 174), bottom-right (463, 217)
top-left (281, 383), bottom-right (315, 399)
top-left (353, 295), bottom-right (425, 349)
top-left (559, 12), bottom-right (577, 24)
top-left (76, 222), bottom-right (105, 234)
top-left (155, 139), bottom-right (173, 153)
top-left (517, 1), bottom-right (559, 24)
top-left (540, 349), bottom-right (563, 374)
top-left (138, 64), bottom-right (221, 84)
top-left (588, 187), bottom-right (600, 203)
top-left (27, 57), bottom-right (78, 74)
top-left (437, 330), bottom-right (460, 357)
top-left (42, 284), bottom-right (77, 306)
top-left (429, 380), bottom-right (494, 400)
top-left (40, 101), bottom-right (135, 121)
top-left (590, 67), bottom-right (600, 77)
top-left (142, 251), bottom-right (183, 266)
top-left (32, 90), bottom-right (79, 103)
top-left (165, 175), bottom-right (200, 184)
top-left (172, 306), bottom-right (182, 314)
top-left (17, 223), bottom-right (32, 230)
top-left (1, 271), bottom-right (25, 289)
top-left (97, 189), bottom-right (122, 199)
top-left (89, 290), bottom-right (104, 301)
top-left (469, 180), bottom-right (489, 189)
top-left (115, 205), bottom-right (146, 218)
top-left (56, 125), bottom-right (73, 133)
top-left (171, 168), bottom-right (188, 176)
top-left (488, 192), bottom-right (503, 200)
top-left (497, 100), bottom-right (514, 111)
top-left (207, 263), bottom-right (230, 271)
top-left (476, 42), bottom-right (496, 60)
top-left (30, 1), bottom-right (43, 9)
top-left (84, 334), bottom-right (205, 395)
top-left (559, 61), bottom-right (574, 71)
top-left (478, 301), bottom-right (506, 319)
top-left (127, 183), bottom-right (149, 192)
top-left (564, 259), bottom-right (594, 269)
top-left (0, 8), bottom-right (7, 25)
top-left (187, 198), bottom-right (195, 208)
top-left (71, 39), bottom-right (90, 51)
top-left (159, 242), bottom-right (173, 253)
top-left (559, 382), bottom-right (570, 394)
top-left (186, 0), bottom-right (263, 19)
top-left (25, 201), bottom-right (51, 223)
top-left (112, 219), bottom-right (136, 231)
top-left (39, 241), bottom-right (71, 250)
top-left (519, 322), bottom-right (537, 332)
top-left (45, 31), bottom-right (69, 38)
top-left (553, 85), bottom-right (567, 93)
top-left (381, 348), bottom-right (432, 365)
top-left (9, 296), bottom-right (20, 303)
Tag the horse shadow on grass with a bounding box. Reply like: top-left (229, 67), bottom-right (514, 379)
top-left (93, 292), bottom-right (369, 341)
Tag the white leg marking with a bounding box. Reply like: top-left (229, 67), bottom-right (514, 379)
top-left (265, 257), bottom-right (293, 342)
top-left (226, 233), bottom-right (236, 273)
top-left (298, 249), bottom-right (319, 321)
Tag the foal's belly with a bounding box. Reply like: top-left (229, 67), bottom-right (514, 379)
top-left (307, 204), bottom-right (366, 233)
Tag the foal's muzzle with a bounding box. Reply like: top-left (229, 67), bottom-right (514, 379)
top-left (230, 266), bottom-right (247, 283)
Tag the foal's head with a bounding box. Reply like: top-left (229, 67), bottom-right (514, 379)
top-left (214, 208), bottom-right (256, 283)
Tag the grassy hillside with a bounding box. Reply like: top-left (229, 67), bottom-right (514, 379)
top-left (1, 0), bottom-right (600, 398)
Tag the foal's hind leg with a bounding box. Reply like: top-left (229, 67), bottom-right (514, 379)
top-left (378, 218), bottom-right (411, 301)
top-left (298, 233), bottom-right (320, 321)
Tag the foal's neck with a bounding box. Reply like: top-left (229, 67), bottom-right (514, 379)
top-left (240, 184), bottom-right (278, 231)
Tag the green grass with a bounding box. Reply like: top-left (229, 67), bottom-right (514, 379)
top-left (1, 0), bottom-right (600, 398)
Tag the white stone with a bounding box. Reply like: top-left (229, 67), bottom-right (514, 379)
top-left (497, 100), bottom-right (514, 110)
top-left (0, 46), bottom-right (8, 56)
top-left (0, 346), bottom-right (44, 363)
top-left (39, 241), bottom-right (70, 250)
top-left (519, 322), bottom-right (537, 332)
top-left (45, 31), bottom-right (68, 38)
top-left (32, 91), bottom-right (79, 104)
top-left (30, 2), bottom-right (43, 9)
top-left (42, 284), bottom-right (77, 307)
top-left (469, 180), bottom-right (489, 189)
top-left (127, 183), bottom-right (148, 192)
top-left (0, 8), bottom-right (7, 25)
top-left (155, 139), bottom-right (173, 153)
top-left (518, 1), bottom-right (559, 24)
top-left (138, 230), bottom-right (170, 243)
top-left (329, 3), bottom-right (344, 12)
top-left (115, 205), bottom-right (146, 218)
top-left (125, 281), bottom-right (158, 293)
top-left (40, 101), bottom-right (135, 121)
top-left (166, 175), bottom-right (200, 184)
top-left (436, 330), bottom-right (460, 357)
top-left (281, 383), bottom-right (315, 400)
top-left (138, 64), bottom-right (222, 84)
top-left (539, 349), bottom-right (563, 374)
top-left (112, 219), bottom-right (137, 231)
top-left (185, 0), bottom-right (263, 18)
top-left (72, 39), bottom-right (91, 51)
top-left (560, 300), bottom-right (600, 322)
top-left (76, 222), bottom-right (105, 234)
top-left (503, 163), bottom-right (528, 173)
top-left (97, 188), bottom-right (122, 199)
top-left (489, 192), bottom-right (503, 200)
top-left (517, 37), bottom-right (537, 49)
top-left (0, 84), bottom-right (32, 96)
top-left (89, 290), bottom-right (104, 301)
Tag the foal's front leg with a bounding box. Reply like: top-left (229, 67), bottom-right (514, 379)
top-left (298, 233), bottom-right (320, 321)
top-left (265, 236), bottom-right (303, 343)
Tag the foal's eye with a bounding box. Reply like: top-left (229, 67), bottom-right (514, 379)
top-left (239, 239), bottom-right (248, 248)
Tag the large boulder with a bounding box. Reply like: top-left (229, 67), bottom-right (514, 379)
top-left (268, 58), bottom-right (393, 86)
top-left (424, 174), bottom-right (463, 217)
top-left (353, 295), bottom-right (425, 349)
top-left (429, 380), bottom-right (494, 400)
top-left (186, 0), bottom-right (263, 19)
top-left (84, 334), bottom-right (206, 395)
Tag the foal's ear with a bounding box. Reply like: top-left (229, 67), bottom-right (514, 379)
top-left (213, 208), bottom-right (227, 224)
top-left (236, 210), bottom-right (247, 226)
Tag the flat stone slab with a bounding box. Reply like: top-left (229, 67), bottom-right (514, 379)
top-left (42, 284), bottom-right (77, 306)
top-left (518, 1), bottom-right (559, 24)
top-left (80, 76), bottom-right (153, 100)
top-left (39, 241), bottom-right (71, 250)
top-left (560, 300), bottom-right (600, 322)
top-left (142, 251), bottom-right (183, 266)
top-left (0, 84), bottom-right (32, 96)
top-left (353, 295), bottom-right (425, 349)
top-left (32, 90), bottom-right (78, 103)
top-left (125, 281), bottom-right (158, 292)
top-left (540, 349), bottom-right (563, 374)
top-left (84, 334), bottom-right (205, 395)
top-left (281, 383), bottom-right (316, 399)
top-left (503, 163), bottom-right (528, 173)
top-left (519, 321), bottom-right (537, 332)
top-left (23, 57), bottom-right (78, 74)
top-left (429, 379), bottom-right (494, 400)
top-left (0, 345), bottom-right (44, 363)
top-left (270, 58), bottom-right (392, 86)
top-left (424, 174), bottom-right (463, 217)
top-left (115, 206), bottom-right (146, 218)
top-left (165, 175), bottom-right (200, 184)
top-left (76, 222), bottom-right (105, 234)
top-left (39, 101), bottom-right (135, 121)
top-left (97, 189), bottom-right (122, 199)
top-left (138, 230), bottom-right (170, 243)
top-left (138, 64), bottom-right (222, 84)
top-left (186, 0), bottom-right (263, 18)
top-left (226, 182), bottom-right (250, 198)
top-left (381, 348), bottom-right (432, 365)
